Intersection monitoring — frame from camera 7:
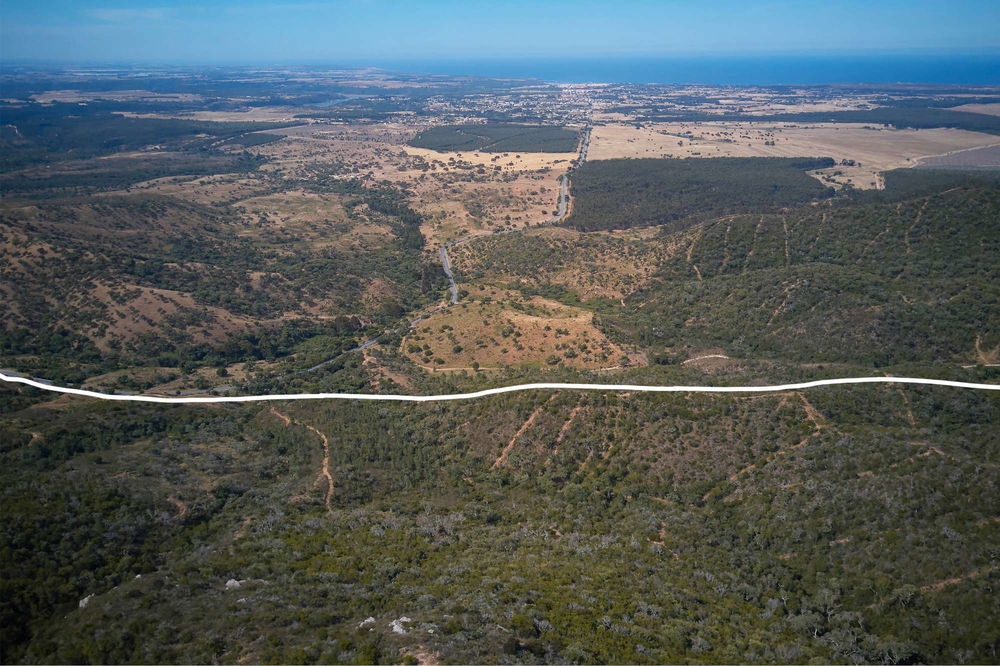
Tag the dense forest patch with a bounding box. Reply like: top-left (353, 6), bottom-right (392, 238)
top-left (0, 151), bottom-right (263, 194)
top-left (563, 157), bottom-right (835, 232)
top-left (409, 123), bottom-right (579, 153)
top-left (867, 166), bottom-right (1000, 201)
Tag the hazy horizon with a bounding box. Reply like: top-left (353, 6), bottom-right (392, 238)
top-left (5, 54), bottom-right (1000, 87)
top-left (3, 0), bottom-right (999, 65)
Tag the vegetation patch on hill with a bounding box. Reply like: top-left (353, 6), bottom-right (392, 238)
top-left (0, 185), bottom-right (440, 382)
top-left (452, 226), bottom-right (675, 300)
top-left (615, 184), bottom-right (1000, 366)
top-left (0, 152), bottom-right (263, 194)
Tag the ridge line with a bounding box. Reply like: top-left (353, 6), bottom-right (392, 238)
top-left (2, 371), bottom-right (996, 404)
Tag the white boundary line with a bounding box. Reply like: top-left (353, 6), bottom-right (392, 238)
top-left (1, 371), bottom-right (997, 404)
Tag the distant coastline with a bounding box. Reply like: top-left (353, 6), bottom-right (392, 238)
top-left (375, 54), bottom-right (1000, 85)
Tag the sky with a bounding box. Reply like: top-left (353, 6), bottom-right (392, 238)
top-left (1, 0), bottom-right (999, 64)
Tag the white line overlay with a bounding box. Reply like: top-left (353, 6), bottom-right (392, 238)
top-left (1, 371), bottom-right (997, 404)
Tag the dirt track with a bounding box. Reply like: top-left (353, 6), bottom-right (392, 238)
top-left (271, 408), bottom-right (333, 509)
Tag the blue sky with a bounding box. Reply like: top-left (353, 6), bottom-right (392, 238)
top-left (2, 0), bottom-right (999, 63)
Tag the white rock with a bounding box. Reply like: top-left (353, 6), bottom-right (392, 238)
top-left (358, 616), bottom-right (376, 629)
top-left (79, 594), bottom-right (94, 609)
top-left (225, 579), bottom-right (242, 590)
top-left (389, 616), bottom-right (412, 634)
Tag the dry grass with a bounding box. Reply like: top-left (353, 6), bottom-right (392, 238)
top-left (951, 103), bottom-right (1000, 117)
top-left (588, 122), bottom-right (1000, 189)
top-left (917, 143), bottom-right (1000, 168)
top-left (401, 288), bottom-right (640, 371)
top-left (252, 122), bottom-right (571, 244)
top-left (232, 189), bottom-right (395, 251)
top-left (401, 146), bottom-right (574, 171)
top-left (85, 282), bottom-right (255, 349)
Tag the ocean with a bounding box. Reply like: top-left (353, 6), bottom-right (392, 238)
top-left (372, 54), bottom-right (1000, 85)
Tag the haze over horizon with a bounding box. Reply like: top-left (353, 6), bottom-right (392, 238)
top-left (2, 0), bottom-right (999, 66)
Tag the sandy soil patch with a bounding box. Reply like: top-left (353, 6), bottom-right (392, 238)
top-left (588, 121), bottom-right (1000, 189)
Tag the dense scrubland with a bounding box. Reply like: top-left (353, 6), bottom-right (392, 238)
top-left (2, 377), bottom-right (998, 664)
top-left (3, 164), bottom-right (999, 664)
top-left (620, 182), bottom-right (1000, 367)
top-left (2, 72), bottom-right (999, 665)
top-left (0, 103), bottom-right (295, 172)
top-left (563, 157), bottom-right (836, 232)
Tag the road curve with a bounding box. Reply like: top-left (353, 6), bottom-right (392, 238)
top-left (438, 125), bottom-right (591, 305)
top-left (2, 370), bottom-right (996, 404)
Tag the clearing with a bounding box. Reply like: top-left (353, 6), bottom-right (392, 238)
top-left (401, 287), bottom-right (641, 371)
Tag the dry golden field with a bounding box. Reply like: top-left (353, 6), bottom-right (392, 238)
top-left (104, 121), bottom-right (570, 246)
top-left (401, 287), bottom-right (642, 372)
top-left (588, 122), bottom-right (1000, 188)
top-left (253, 123), bottom-right (572, 244)
top-left (951, 102), bottom-right (1000, 116)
